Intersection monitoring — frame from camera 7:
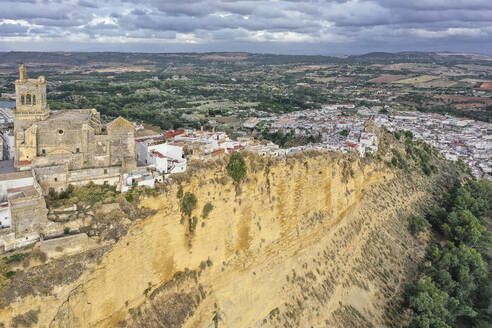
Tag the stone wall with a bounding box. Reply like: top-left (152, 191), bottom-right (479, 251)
top-left (10, 196), bottom-right (47, 237)
top-left (34, 165), bottom-right (123, 193)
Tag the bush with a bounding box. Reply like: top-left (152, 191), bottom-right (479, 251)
top-left (181, 192), bottom-right (197, 217)
top-left (391, 157), bottom-right (398, 167)
top-left (202, 202), bottom-right (214, 219)
top-left (5, 253), bottom-right (27, 264)
top-left (408, 214), bottom-right (430, 236)
top-left (394, 131), bottom-right (402, 140)
top-left (226, 152), bottom-right (247, 184)
top-left (11, 309), bottom-right (40, 328)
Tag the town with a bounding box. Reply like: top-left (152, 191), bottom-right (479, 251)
top-left (0, 65), bottom-right (490, 254)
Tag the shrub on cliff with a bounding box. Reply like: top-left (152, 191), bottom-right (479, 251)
top-left (202, 202), bottom-right (214, 219)
top-left (226, 152), bottom-right (247, 184)
top-left (407, 214), bottom-right (430, 236)
top-left (181, 192), bottom-right (197, 217)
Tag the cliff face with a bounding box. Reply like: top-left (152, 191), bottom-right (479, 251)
top-left (1, 151), bottom-right (446, 327)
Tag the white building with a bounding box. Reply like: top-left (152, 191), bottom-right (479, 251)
top-left (0, 171), bottom-right (36, 229)
top-left (121, 170), bottom-right (163, 192)
top-left (136, 138), bottom-right (187, 174)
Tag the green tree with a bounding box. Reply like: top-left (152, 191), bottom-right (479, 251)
top-left (453, 188), bottom-right (487, 220)
top-left (181, 192), bottom-right (197, 217)
top-left (226, 152), bottom-right (247, 184)
top-left (427, 205), bottom-right (448, 228)
top-left (406, 277), bottom-right (455, 328)
top-left (443, 210), bottom-right (489, 250)
top-left (339, 129), bottom-right (349, 137)
top-left (408, 214), bottom-right (430, 236)
top-left (423, 244), bottom-right (489, 321)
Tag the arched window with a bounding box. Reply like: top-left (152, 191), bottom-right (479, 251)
top-left (32, 95), bottom-right (36, 105)
top-left (26, 94), bottom-right (31, 105)
top-left (21, 95), bottom-right (25, 105)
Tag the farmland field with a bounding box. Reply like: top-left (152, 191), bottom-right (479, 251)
top-left (368, 74), bottom-right (408, 83)
top-left (393, 75), bottom-right (439, 85)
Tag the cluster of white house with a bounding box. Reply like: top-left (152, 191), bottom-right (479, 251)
top-left (123, 128), bottom-right (243, 190)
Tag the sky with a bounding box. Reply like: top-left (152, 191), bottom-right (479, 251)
top-left (0, 0), bottom-right (491, 55)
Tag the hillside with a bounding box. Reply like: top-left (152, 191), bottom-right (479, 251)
top-left (0, 51), bottom-right (490, 71)
top-left (0, 129), bottom-right (462, 328)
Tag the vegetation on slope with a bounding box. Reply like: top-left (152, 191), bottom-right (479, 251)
top-left (404, 180), bottom-right (492, 328)
top-left (226, 152), bottom-right (247, 183)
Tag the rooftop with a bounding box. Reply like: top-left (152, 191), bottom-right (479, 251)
top-left (7, 185), bottom-right (38, 200)
top-left (47, 109), bottom-right (95, 122)
top-left (0, 170), bottom-right (32, 182)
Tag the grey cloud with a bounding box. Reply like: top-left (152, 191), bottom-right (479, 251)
top-left (78, 0), bottom-right (99, 8)
top-left (0, 1), bottom-right (72, 20)
top-left (0, 23), bottom-right (29, 34)
top-left (0, 0), bottom-right (490, 55)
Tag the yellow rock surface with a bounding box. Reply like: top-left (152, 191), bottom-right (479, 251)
top-left (1, 152), bottom-right (435, 327)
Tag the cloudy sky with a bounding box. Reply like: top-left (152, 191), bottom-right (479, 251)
top-left (0, 0), bottom-right (491, 54)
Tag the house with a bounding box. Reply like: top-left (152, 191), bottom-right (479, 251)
top-left (121, 170), bottom-right (163, 192)
top-left (0, 170), bottom-right (49, 252)
top-left (136, 137), bottom-right (187, 174)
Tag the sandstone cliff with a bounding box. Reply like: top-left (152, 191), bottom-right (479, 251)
top-left (0, 146), bottom-right (454, 327)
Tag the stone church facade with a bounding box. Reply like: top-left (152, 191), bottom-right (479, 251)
top-left (13, 65), bottom-right (136, 192)
top-left (0, 65), bottom-right (139, 252)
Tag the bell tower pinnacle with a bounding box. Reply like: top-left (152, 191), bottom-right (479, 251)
top-left (14, 64), bottom-right (49, 121)
top-left (19, 64), bottom-right (27, 81)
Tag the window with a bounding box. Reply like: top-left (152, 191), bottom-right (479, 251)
top-left (104, 169), bottom-right (108, 174)
top-left (76, 148), bottom-right (80, 153)
top-left (26, 94), bottom-right (31, 104)
top-left (42, 149), bottom-right (46, 155)
top-left (58, 129), bottom-right (64, 135)
top-left (54, 177), bottom-right (58, 182)
top-left (21, 95), bottom-right (25, 105)
top-left (32, 95), bottom-right (36, 105)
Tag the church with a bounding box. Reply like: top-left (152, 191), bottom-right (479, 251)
top-left (13, 65), bottom-right (137, 192)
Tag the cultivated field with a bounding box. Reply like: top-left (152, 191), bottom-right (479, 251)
top-left (368, 74), bottom-right (408, 83)
top-left (393, 75), bottom-right (439, 85)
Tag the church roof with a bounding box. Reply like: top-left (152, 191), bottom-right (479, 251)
top-left (106, 116), bottom-right (134, 130)
top-left (47, 109), bottom-right (94, 122)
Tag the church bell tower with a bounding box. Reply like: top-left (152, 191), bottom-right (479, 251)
top-left (14, 64), bottom-right (49, 123)
top-left (13, 65), bottom-right (50, 169)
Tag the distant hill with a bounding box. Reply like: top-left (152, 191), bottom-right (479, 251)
top-left (0, 51), bottom-right (490, 72)
top-left (348, 51), bottom-right (492, 64)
